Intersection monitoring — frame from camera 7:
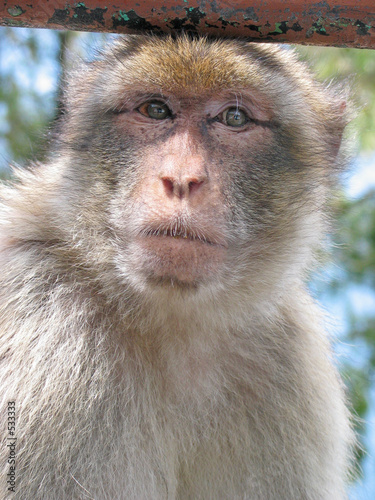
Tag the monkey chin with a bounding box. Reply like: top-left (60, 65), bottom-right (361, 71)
top-left (134, 234), bottom-right (227, 288)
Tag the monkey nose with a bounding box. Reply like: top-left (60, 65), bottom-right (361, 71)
top-left (161, 175), bottom-right (206, 199)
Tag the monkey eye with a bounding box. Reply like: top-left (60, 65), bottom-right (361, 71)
top-left (222, 108), bottom-right (248, 127)
top-left (138, 101), bottom-right (171, 120)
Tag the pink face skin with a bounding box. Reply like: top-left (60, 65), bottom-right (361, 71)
top-left (112, 90), bottom-right (274, 287)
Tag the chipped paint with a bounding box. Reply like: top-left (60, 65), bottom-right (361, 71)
top-left (112, 9), bottom-right (159, 31)
top-left (0, 1), bottom-right (374, 48)
top-left (118, 11), bottom-right (130, 22)
top-left (7, 6), bottom-right (25, 17)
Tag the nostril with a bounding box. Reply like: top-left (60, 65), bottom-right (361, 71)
top-left (188, 180), bottom-right (204, 195)
top-left (162, 177), bottom-right (175, 196)
top-left (160, 175), bottom-right (206, 199)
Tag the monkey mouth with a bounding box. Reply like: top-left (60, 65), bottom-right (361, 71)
top-left (139, 224), bottom-right (227, 248)
top-left (131, 221), bottom-right (227, 285)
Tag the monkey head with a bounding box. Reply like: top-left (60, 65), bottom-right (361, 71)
top-left (40, 36), bottom-right (347, 302)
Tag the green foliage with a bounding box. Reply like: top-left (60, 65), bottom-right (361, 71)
top-left (0, 28), bottom-right (112, 177)
top-left (335, 192), bottom-right (375, 286)
top-left (0, 28), bottom-right (58, 175)
top-left (318, 190), bottom-right (375, 479)
top-left (297, 46), bottom-right (375, 151)
top-left (335, 192), bottom-right (375, 373)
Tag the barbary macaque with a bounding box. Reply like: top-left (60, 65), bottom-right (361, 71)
top-left (0, 35), bottom-right (354, 499)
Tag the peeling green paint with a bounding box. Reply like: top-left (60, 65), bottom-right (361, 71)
top-left (112, 9), bottom-right (158, 31)
top-left (269, 20), bottom-right (290, 36)
top-left (47, 5), bottom-right (106, 27)
top-left (273, 22), bottom-right (283, 34)
top-left (4, 19), bottom-right (25, 26)
top-left (7, 6), bottom-right (24, 17)
top-left (118, 10), bottom-right (130, 22)
top-left (309, 17), bottom-right (329, 36)
top-left (1, 1), bottom-right (373, 48)
top-left (353, 20), bottom-right (372, 36)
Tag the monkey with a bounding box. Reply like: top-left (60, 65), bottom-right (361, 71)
top-left (0, 35), bottom-right (354, 499)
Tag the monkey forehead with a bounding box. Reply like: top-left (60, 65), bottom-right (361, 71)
top-left (95, 36), bottom-right (339, 122)
top-left (106, 36), bottom-right (270, 94)
top-left (65, 35), bottom-right (346, 138)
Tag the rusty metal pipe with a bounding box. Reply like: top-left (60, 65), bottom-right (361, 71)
top-left (1, 1), bottom-right (375, 48)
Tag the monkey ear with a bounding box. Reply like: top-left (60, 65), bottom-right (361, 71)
top-left (329, 100), bottom-right (348, 158)
top-left (326, 97), bottom-right (352, 161)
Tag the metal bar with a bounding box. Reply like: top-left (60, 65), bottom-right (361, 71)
top-left (1, 1), bottom-right (375, 48)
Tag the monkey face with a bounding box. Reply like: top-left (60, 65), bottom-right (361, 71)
top-left (60, 36), bottom-right (345, 296)
top-left (107, 89), bottom-right (278, 290)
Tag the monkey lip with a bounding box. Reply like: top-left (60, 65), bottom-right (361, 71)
top-left (139, 226), bottom-right (227, 248)
top-left (133, 223), bottom-right (227, 284)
